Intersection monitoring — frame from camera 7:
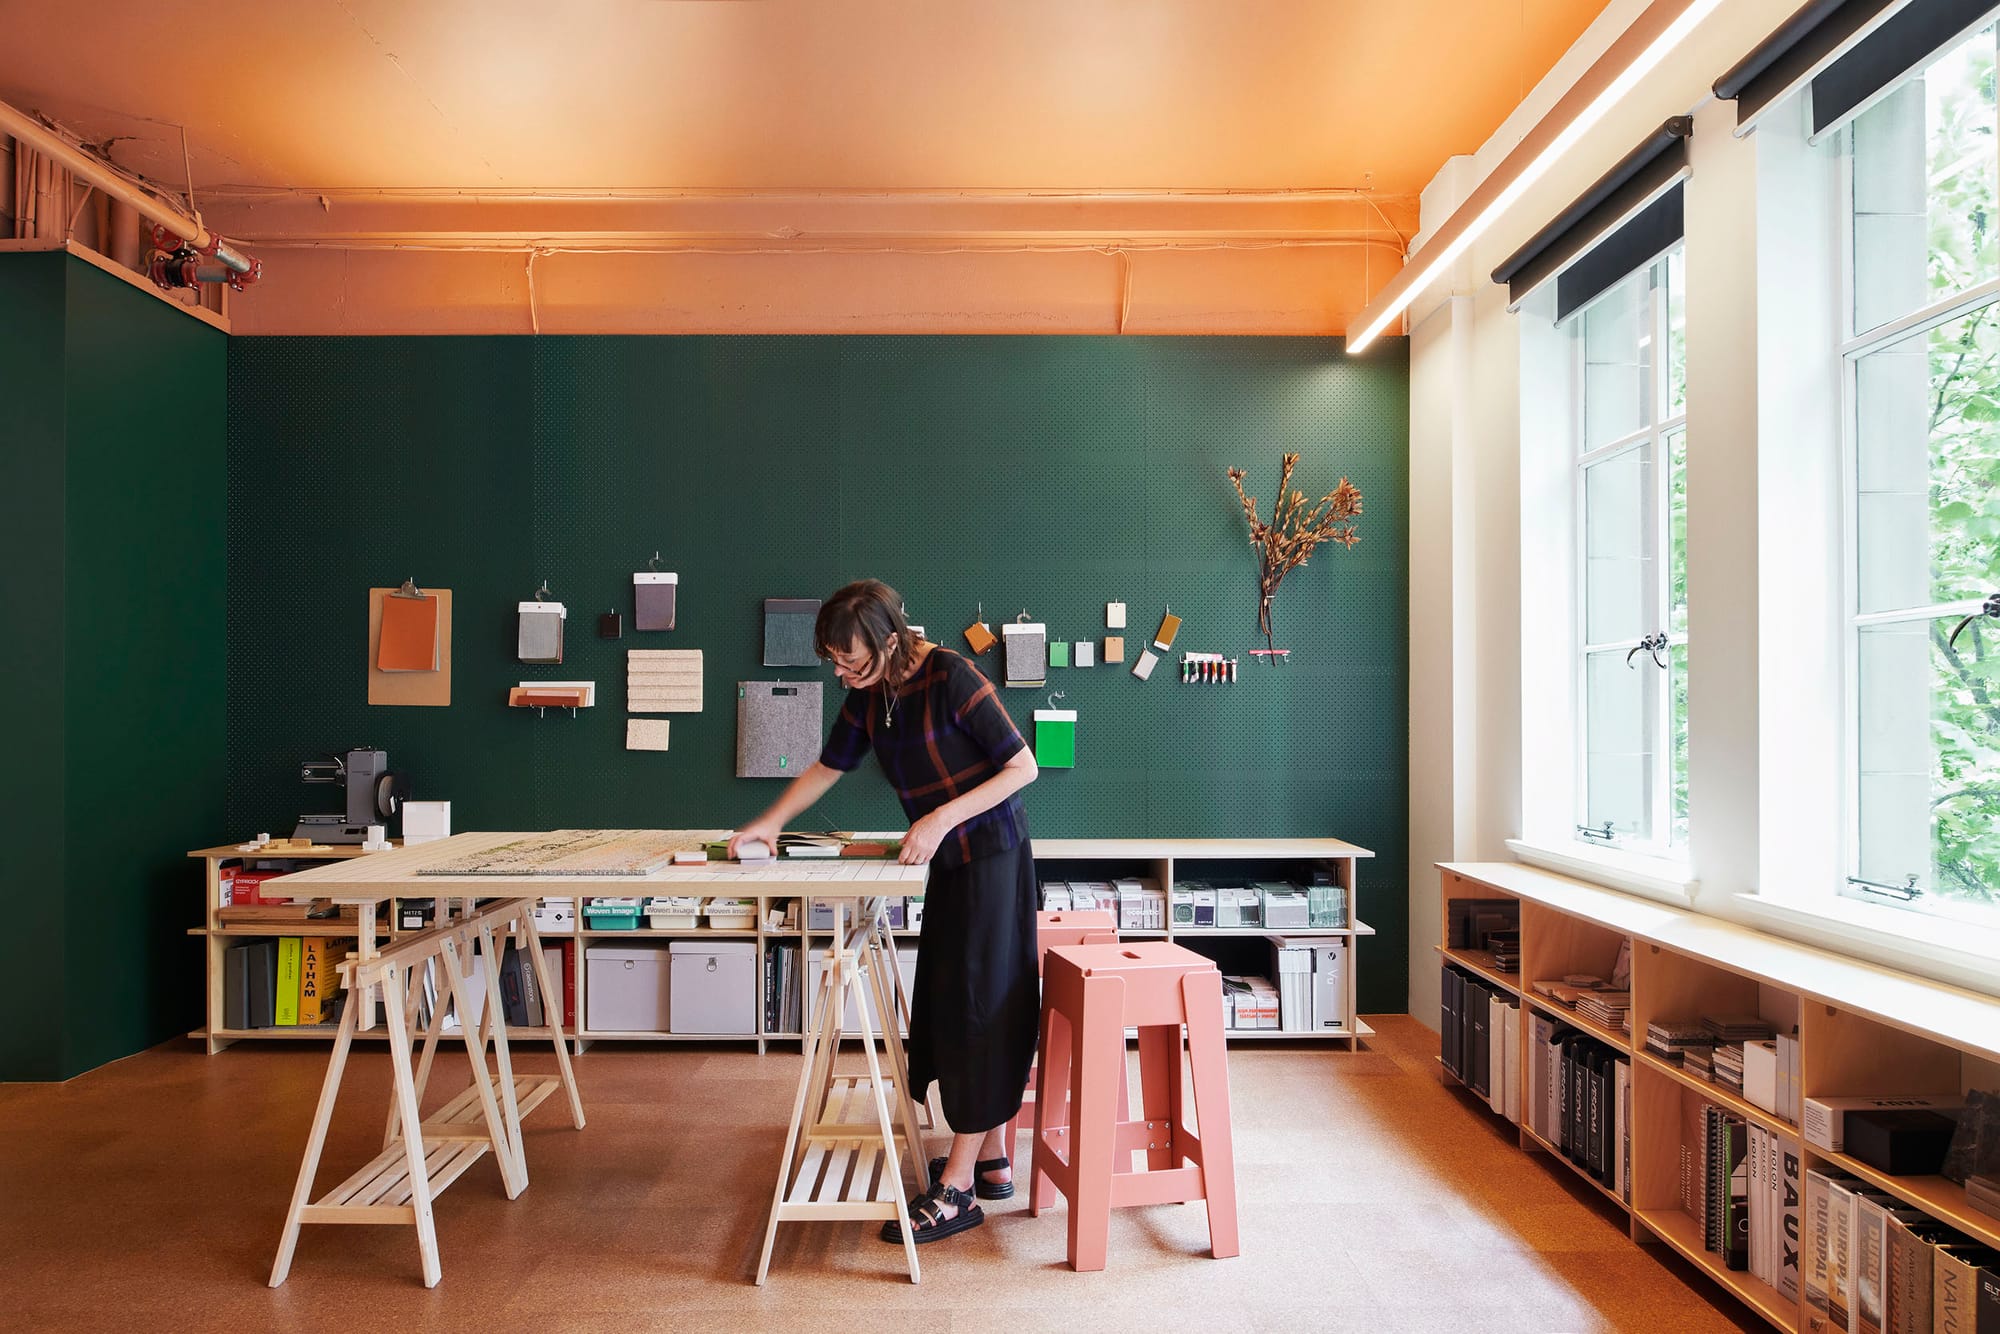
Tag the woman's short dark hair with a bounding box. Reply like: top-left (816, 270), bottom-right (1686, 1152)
top-left (815, 580), bottom-right (918, 681)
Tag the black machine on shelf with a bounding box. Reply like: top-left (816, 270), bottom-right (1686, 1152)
top-left (294, 748), bottom-right (410, 844)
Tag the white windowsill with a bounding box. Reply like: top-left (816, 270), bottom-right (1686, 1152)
top-left (1505, 838), bottom-right (1697, 907)
top-left (1732, 892), bottom-right (2000, 992)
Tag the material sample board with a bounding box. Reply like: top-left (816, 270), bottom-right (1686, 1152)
top-left (416, 828), bottom-right (687, 876)
top-left (367, 587), bottom-right (453, 707)
top-left (626, 719), bottom-right (671, 751)
top-left (737, 681), bottom-right (824, 778)
top-left (764, 598), bottom-right (821, 667)
top-left (628, 649), bottom-right (703, 712)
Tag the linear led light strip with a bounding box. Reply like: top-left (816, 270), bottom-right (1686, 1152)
top-left (1345, 0), bottom-right (1728, 354)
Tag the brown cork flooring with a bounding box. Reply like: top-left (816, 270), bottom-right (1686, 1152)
top-left (1, 1016), bottom-right (1762, 1333)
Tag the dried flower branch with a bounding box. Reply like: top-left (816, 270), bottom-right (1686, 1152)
top-left (1226, 453), bottom-right (1362, 652)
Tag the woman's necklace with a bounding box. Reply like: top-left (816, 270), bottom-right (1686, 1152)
top-left (882, 679), bottom-right (896, 729)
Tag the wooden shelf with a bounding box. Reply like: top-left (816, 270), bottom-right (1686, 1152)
top-left (1522, 992), bottom-right (1632, 1053)
top-left (202, 924), bottom-right (390, 938)
top-left (1438, 945), bottom-right (1522, 996)
top-left (1633, 1208), bottom-right (1797, 1332)
top-left (1811, 1148), bottom-right (2000, 1253)
top-left (1634, 1050), bottom-right (1801, 1141)
top-left (575, 1030), bottom-right (761, 1041)
top-left (1519, 1120), bottom-right (1631, 1214)
top-left (1172, 926), bottom-right (1363, 938)
top-left (577, 927), bottom-right (761, 938)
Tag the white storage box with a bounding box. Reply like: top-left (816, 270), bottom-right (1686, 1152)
top-left (586, 944), bottom-right (670, 1032)
top-left (531, 897), bottom-right (575, 934)
top-left (646, 896), bottom-right (702, 929)
top-left (668, 940), bottom-right (757, 1035)
top-left (703, 897), bottom-right (757, 929)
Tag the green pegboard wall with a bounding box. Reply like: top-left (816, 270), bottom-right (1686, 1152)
top-left (226, 334), bottom-right (1409, 1008)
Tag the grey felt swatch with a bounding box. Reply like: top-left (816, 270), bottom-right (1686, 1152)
top-left (764, 598), bottom-right (822, 667)
top-left (737, 680), bottom-right (824, 778)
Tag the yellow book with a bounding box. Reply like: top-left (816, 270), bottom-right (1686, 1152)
top-left (298, 938), bottom-right (351, 1026)
top-left (275, 937), bottom-right (303, 1026)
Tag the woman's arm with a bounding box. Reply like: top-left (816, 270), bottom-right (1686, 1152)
top-left (898, 748), bottom-right (1038, 865)
top-left (729, 760), bottom-right (845, 856)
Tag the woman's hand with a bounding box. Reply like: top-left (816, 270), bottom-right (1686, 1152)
top-left (898, 811), bottom-right (952, 865)
top-left (728, 820), bottom-right (780, 859)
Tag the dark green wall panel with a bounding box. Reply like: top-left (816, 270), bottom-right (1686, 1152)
top-left (227, 335), bottom-right (1410, 1010)
top-left (61, 260), bottom-right (227, 1075)
top-left (0, 254), bottom-right (71, 1081)
top-left (0, 252), bottom-right (225, 1080)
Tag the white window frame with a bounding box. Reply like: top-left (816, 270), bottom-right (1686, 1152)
top-left (1833, 52), bottom-right (2000, 925)
top-left (1567, 252), bottom-right (1688, 859)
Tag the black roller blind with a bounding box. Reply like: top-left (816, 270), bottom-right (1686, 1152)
top-left (1713, 0), bottom-right (1903, 127)
top-left (1811, 0), bottom-right (1997, 138)
top-left (1491, 118), bottom-right (1691, 314)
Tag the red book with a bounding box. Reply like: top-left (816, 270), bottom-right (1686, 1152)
top-left (562, 940), bottom-right (577, 1034)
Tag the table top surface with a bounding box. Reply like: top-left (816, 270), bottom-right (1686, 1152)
top-left (259, 831), bottom-right (931, 903)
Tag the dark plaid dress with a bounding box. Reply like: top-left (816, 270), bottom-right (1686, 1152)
top-left (820, 646), bottom-right (1039, 1134)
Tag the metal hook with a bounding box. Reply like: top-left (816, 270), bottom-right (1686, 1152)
top-left (534, 579), bottom-right (552, 602)
top-left (1047, 690), bottom-right (1066, 709)
top-left (1626, 633), bottom-right (1668, 670)
top-left (392, 576), bottom-right (424, 599)
top-left (1017, 608), bottom-right (1032, 623)
top-left (1946, 592), bottom-right (2000, 650)
top-left (648, 551), bottom-right (661, 572)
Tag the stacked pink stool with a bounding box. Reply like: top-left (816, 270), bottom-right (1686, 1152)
top-left (1028, 940), bottom-right (1239, 1271)
top-left (1004, 910), bottom-right (1123, 1151)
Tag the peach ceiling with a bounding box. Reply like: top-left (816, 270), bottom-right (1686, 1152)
top-left (0, 0), bottom-right (1610, 196)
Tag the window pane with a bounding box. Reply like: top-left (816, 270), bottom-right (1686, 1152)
top-left (1666, 248), bottom-right (1687, 418)
top-left (1856, 617), bottom-right (2000, 912)
top-left (1851, 24), bottom-right (1999, 334)
top-left (1584, 444), bottom-right (1655, 645)
top-left (1581, 268), bottom-right (1654, 451)
top-left (1854, 308), bottom-right (2000, 613)
top-left (1585, 648), bottom-right (1657, 842)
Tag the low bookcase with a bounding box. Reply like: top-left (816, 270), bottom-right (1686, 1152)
top-left (190, 836), bottom-right (1375, 1054)
top-left (1437, 861), bottom-right (2000, 1334)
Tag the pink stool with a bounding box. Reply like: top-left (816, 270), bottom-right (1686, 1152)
top-left (1005, 911), bottom-right (1122, 1151)
top-left (1029, 941), bottom-right (1239, 1271)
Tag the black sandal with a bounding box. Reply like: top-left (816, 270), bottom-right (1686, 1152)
top-left (881, 1180), bottom-right (984, 1244)
top-left (927, 1154), bottom-right (1015, 1201)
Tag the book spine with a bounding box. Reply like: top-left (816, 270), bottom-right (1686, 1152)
top-left (1726, 1118), bottom-right (1749, 1272)
top-left (275, 936), bottom-right (303, 1026)
top-left (1934, 1247), bottom-right (1974, 1334)
top-left (1827, 1178), bottom-right (1854, 1334)
top-left (1805, 1169), bottom-right (1831, 1334)
top-left (298, 937), bottom-right (326, 1026)
top-left (1781, 1146), bottom-right (1803, 1305)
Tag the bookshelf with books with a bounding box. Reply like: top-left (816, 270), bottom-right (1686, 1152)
top-left (193, 835), bottom-right (1375, 1055)
top-left (1440, 861), bottom-right (2000, 1334)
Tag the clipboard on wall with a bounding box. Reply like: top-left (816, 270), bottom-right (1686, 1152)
top-left (368, 586), bottom-right (454, 706)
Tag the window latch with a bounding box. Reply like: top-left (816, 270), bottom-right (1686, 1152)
top-left (1946, 592), bottom-right (2000, 650)
top-left (1576, 822), bottom-right (1615, 843)
top-left (1845, 873), bottom-right (1923, 902)
top-left (1625, 633), bottom-right (1668, 670)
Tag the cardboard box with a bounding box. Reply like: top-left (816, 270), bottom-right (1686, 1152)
top-left (402, 800), bottom-right (452, 844)
top-left (667, 940), bottom-right (756, 1035)
top-left (585, 943), bottom-right (670, 1031)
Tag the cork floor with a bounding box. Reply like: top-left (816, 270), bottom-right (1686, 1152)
top-left (1, 1016), bottom-right (1762, 1333)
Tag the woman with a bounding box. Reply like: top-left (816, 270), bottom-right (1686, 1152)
top-left (729, 579), bottom-right (1040, 1244)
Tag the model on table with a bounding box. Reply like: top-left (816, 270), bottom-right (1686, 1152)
top-left (730, 578), bottom-right (1040, 1244)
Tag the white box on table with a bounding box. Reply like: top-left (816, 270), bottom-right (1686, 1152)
top-left (402, 800), bottom-right (452, 844)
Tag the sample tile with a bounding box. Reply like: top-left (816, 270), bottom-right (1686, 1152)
top-left (1106, 602), bottom-right (1127, 629)
top-left (1132, 648), bottom-right (1159, 681)
top-left (1103, 636), bottom-right (1125, 664)
top-left (964, 620), bottom-right (997, 654)
top-left (764, 598), bottom-right (822, 667)
top-left (367, 588), bottom-right (454, 707)
top-left (1048, 641), bottom-right (1070, 668)
top-left (628, 649), bottom-right (704, 712)
top-left (737, 681), bottom-right (824, 778)
top-left (627, 719), bottom-right (671, 751)
top-left (1153, 610), bottom-right (1182, 649)
top-left (634, 572), bottom-right (678, 631)
top-left (378, 591), bottom-right (441, 671)
top-left (1034, 709), bottom-right (1077, 769)
top-left (518, 601), bottom-right (566, 664)
top-left (1074, 640), bottom-right (1095, 668)
top-left (1003, 623), bottom-right (1047, 687)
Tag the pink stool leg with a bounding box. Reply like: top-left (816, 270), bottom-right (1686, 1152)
top-left (1134, 1022), bottom-right (1184, 1172)
top-left (1066, 972), bottom-right (1124, 1273)
top-left (1029, 986), bottom-right (1072, 1218)
top-left (1180, 969), bottom-right (1239, 1259)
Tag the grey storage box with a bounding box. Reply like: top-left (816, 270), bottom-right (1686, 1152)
top-left (586, 944), bottom-right (671, 1033)
top-left (668, 939), bottom-right (757, 1035)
